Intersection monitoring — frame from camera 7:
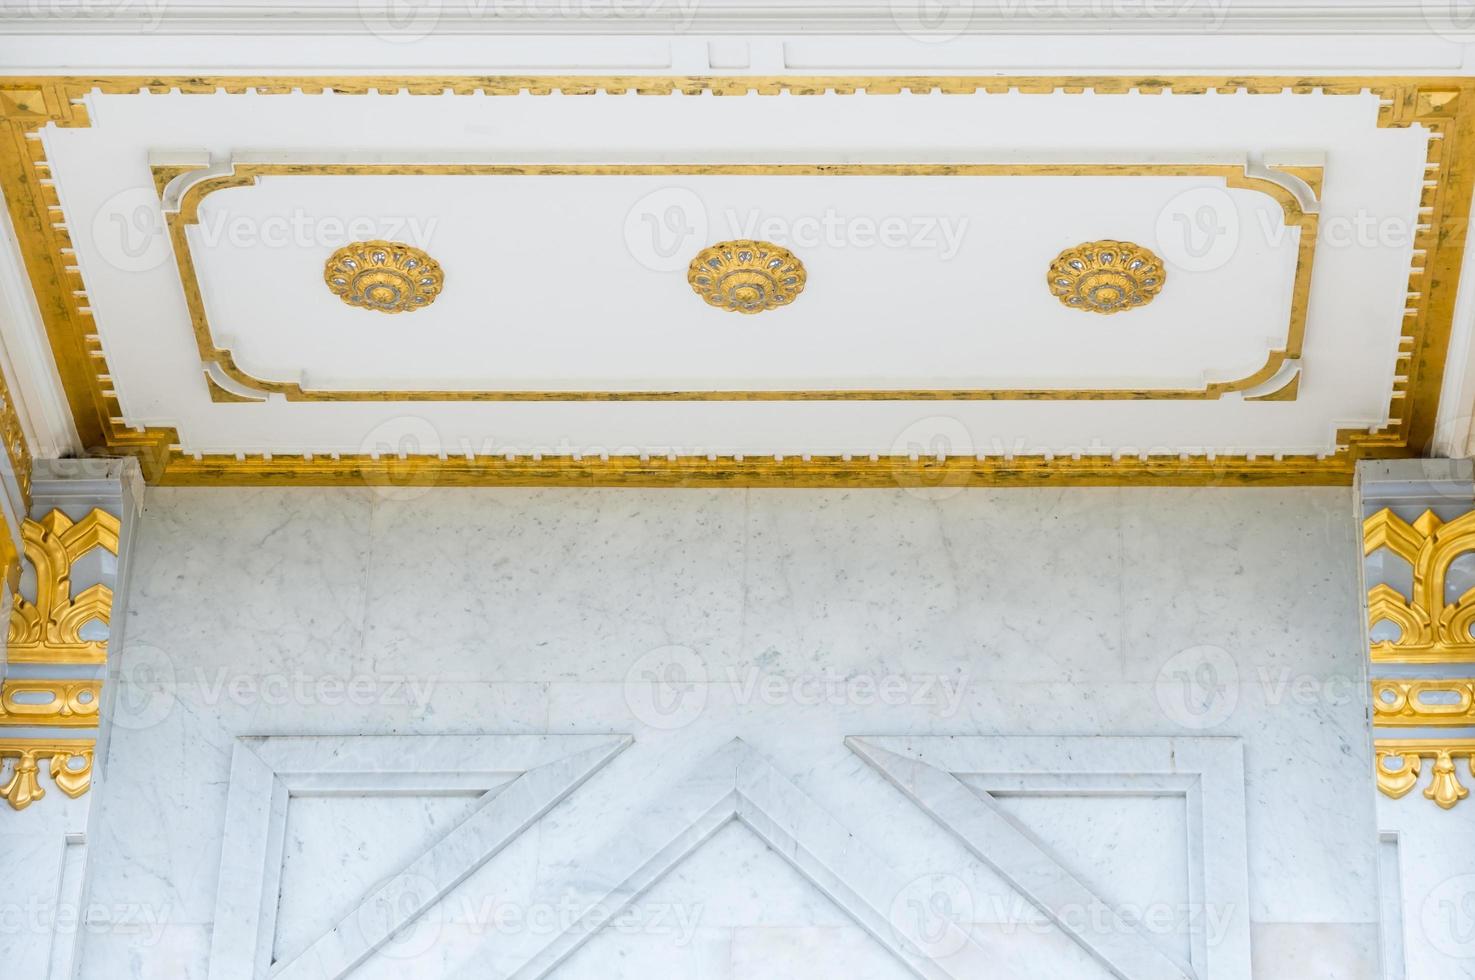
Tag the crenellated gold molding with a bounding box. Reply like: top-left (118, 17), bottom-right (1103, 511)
top-left (0, 365), bottom-right (31, 507)
top-left (0, 75), bottom-right (1469, 485)
top-left (1364, 508), bottom-right (1475, 663)
top-left (7, 508), bottom-right (120, 664)
top-left (0, 678), bottom-right (101, 727)
top-left (1376, 739), bottom-right (1475, 810)
top-left (0, 739), bottom-right (93, 811)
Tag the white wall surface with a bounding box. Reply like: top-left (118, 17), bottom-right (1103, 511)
top-left (72, 485), bottom-right (1392, 979)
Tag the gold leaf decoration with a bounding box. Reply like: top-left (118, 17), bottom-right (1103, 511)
top-left (1372, 679), bottom-right (1475, 726)
top-left (0, 740), bottom-right (94, 811)
top-left (687, 240), bottom-right (806, 314)
top-left (1047, 240), bottom-right (1165, 315)
top-left (0, 678), bottom-right (101, 727)
top-left (1375, 740), bottom-right (1475, 809)
top-left (8, 508), bottom-right (120, 664)
top-left (324, 240), bottom-right (444, 314)
top-left (1363, 508), bottom-right (1475, 662)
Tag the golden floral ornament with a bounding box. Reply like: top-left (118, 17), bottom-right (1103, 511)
top-left (1375, 740), bottom-right (1475, 809)
top-left (324, 240), bottom-right (443, 314)
top-left (0, 740), bottom-right (94, 811)
top-left (687, 240), bottom-right (806, 314)
top-left (1048, 240), bottom-right (1165, 314)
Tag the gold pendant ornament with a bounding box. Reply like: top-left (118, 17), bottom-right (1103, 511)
top-left (1048, 240), bottom-right (1165, 314)
top-left (688, 240), bottom-right (806, 314)
top-left (324, 241), bottom-right (443, 313)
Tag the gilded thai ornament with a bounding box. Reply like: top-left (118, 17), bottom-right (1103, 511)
top-left (324, 241), bottom-right (443, 313)
top-left (0, 679), bottom-right (101, 727)
top-left (1047, 241), bottom-right (1165, 314)
top-left (1363, 508), bottom-right (1475, 662)
top-left (0, 740), bottom-right (94, 811)
top-left (687, 240), bottom-right (806, 314)
top-left (1372, 679), bottom-right (1475, 725)
top-left (1375, 740), bottom-right (1475, 809)
top-left (8, 508), bottom-right (120, 664)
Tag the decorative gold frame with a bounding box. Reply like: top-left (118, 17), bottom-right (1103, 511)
top-left (0, 75), bottom-right (1468, 486)
top-left (163, 160), bottom-right (1315, 403)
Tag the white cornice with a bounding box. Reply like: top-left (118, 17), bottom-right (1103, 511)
top-left (0, 0), bottom-right (1466, 36)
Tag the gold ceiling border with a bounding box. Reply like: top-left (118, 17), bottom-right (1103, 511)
top-left (0, 738), bottom-right (93, 811)
top-left (0, 75), bottom-right (1467, 486)
top-left (1376, 739), bottom-right (1475, 810)
top-left (7, 507), bottom-right (120, 665)
top-left (162, 160), bottom-right (1314, 403)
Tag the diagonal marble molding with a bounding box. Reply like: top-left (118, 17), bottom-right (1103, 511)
top-left (459, 737), bottom-right (1005, 980)
top-left (848, 735), bottom-right (1252, 980)
top-left (205, 734), bottom-right (632, 980)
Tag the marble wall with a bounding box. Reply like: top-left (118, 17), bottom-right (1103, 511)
top-left (72, 486), bottom-right (1385, 979)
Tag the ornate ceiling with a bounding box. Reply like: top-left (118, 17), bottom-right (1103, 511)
top-left (0, 73), bottom-right (1470, 486)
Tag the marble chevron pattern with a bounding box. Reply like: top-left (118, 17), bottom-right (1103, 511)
top-left (848, 735), bottom-right (1253, 980)
top-left (206, 734), bottom-right (632, 980)
top-left (450, 738), bottom-right (1009, 980)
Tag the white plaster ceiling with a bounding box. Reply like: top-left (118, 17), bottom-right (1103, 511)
top-left (37, 83), bottom-right (1429, 462)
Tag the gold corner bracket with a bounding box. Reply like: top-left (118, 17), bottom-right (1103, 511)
top-left (1376, 740), bottom-right (1475, 810)
top-left (0, 739), bottom-right (94, 811)
top-left (8, 508), bottom-right (121, 664)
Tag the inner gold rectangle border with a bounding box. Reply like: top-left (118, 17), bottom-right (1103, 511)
top-left (163, 160), bottom-right (1315, 404)
top-left (0, 75), bottom-right (1466, 487)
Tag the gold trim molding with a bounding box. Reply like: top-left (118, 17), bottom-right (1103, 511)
top-left (1364, 508), bottom-right (1475, 663)
top-left (0, 75), bottom-right (1467, 486)
top-left (1372, 678), bottom-right (1475, 725)
top-left (7, 508), bottom-right (120, 664)
top-left (0, 738), bottom-right (93, 811)
top-left (162, 159), bottom-right (1314, 404)
top-left (1376, 739), bottom-right (1475, 810)
top-left (0, 678), bottom-right (100, 727)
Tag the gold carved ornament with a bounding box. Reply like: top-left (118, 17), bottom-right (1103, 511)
top-left (1376, 741), bottom-right (1475, 810)
top-left (1364, 508), bottom-right (1475, 662)
top-left (0, 678), bottom-right (101, 727)
top-left (324, 240), bottom-right (443, 313)
top-left (0, 740), bottom-right (93, 811)
top-left (1371, 679), bottom-right (1475, 725)
top-left (8, 508), bottom-right (120, 664)
top-left (687, 240), bottom-right (806, 314)
top-left (1047, 241), bottom-right (1165, 314)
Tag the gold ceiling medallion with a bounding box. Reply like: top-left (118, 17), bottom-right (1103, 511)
top-left (8, 508), bottom-right (120, 665)
top-left (687, 239), bottom-right (806, 314)
top-left (324, 240), bottom-right (443, 314)
top-left (1363, 508), bottom-right (1475, 662)
top-left (1376, 740), bottom-right (1475, 809)
top-left (1048, 241), bottom-right (1165, 314)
